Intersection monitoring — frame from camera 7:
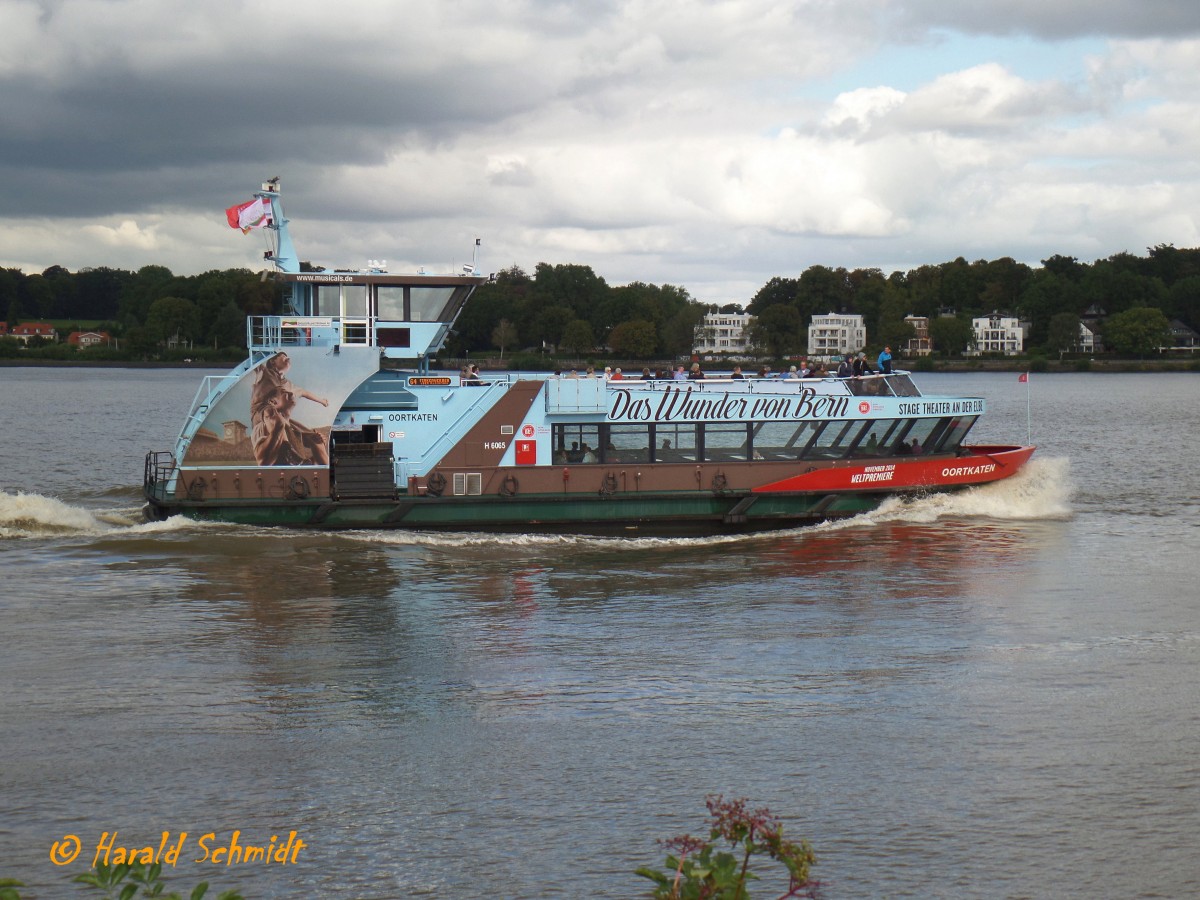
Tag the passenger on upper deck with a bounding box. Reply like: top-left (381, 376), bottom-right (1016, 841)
top-left (730, 365), bottom-right (745, 379)
top-left (837, 356), bottom-right (853, 378)
top-left (852, 352), bottom-right (872, 378)
top-left (688, 363), bottom-right (705, 380)
top-left (878, 346), bottom-right (893, 374)
top-left (673, 365), bottom-right (688, 381)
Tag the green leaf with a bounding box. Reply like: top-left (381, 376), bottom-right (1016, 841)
top-left (190, 883), bottom-right (209, 900)
top-left (0, 887), bottom-right (24, 900)
top-left (73, 873), bottom-right (104, 887)
top-left (119, 883), bottom-right (139, 900)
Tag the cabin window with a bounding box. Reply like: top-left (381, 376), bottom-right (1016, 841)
top-left (377, 286), bottom-right (406, 320)
top-left (606, 424), bottom-right (651, 464)
top-left (342, 284), bottom-right (369, 318)
top-left (751, 421), bottom-right (820, 460)
top-left (411, 287), bottom-right (457, 322)
top-left (850, 419), bottom-right (907, 457)
top-left (702, 423), bottom-right (751, 461)
top-left (805, 420), bottom-right (860, 459)
top-left (653, 424), bottom-right (698, 462)
top-left (552, 424), bottom-right (602, 464)
top-left (928, 415), bottom-right (977, 453)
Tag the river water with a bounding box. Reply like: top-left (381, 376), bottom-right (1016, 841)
top-left (0, 368), bottom-right (1197, 899)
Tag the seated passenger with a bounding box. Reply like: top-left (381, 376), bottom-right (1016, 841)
top-left (581, 443), bottom-right (598, 463)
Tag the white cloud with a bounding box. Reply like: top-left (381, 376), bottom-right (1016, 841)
top-left (2, 1), bottom-right (1200, 303)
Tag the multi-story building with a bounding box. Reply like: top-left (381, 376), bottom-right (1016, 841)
top-left (902, 315), bottom-right (932, 356)
top-left (969, 313), bottom-right (1023, 356)
top-left (693, 311), bottom-right (753, 356)
top-left (807, 313), bottom-right (866, 358)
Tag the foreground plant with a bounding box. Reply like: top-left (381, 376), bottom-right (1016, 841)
top-left (0, 863), bottom-right (243, 900)
top-left (636, 795), bottom-right (819, 899)
top-left (73, 861), bottom-right (244, 900)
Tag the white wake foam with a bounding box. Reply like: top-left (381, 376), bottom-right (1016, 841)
top-left (829, 455), bottom-right (1073, 529)
top-left (0, 490), bottom-right (195, 539)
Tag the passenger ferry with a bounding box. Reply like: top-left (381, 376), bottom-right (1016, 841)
top-left (143, 181), bottom-right (1035, 535)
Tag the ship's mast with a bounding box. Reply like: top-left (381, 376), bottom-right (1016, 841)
top-left (257, 177), bottom-right (299, 274)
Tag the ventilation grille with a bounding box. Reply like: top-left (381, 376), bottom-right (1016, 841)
top-left (453, 472), bottom-right (483, 495)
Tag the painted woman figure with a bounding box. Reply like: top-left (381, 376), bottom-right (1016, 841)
top-left (250, 351), bottom-right (330, 466)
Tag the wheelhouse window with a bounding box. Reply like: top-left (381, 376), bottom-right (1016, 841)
top-left (411, 286), bottom-right (459, 322)
top-left (376, 286), bottom-right (405, 320)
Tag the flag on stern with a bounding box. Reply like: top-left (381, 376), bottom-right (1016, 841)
top-left (1018, 372), bottom-right (1029, 383)
top-left (224, 197), bottom-right (271, 233)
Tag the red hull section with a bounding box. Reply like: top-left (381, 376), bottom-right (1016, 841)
top-left (753, 445), bottom-right (1036, 494)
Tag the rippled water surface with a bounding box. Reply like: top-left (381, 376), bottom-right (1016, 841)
top-left (1, 368), bottom-right (1198, 898)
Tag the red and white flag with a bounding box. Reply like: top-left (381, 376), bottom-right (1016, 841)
top-left (1018, 372), bottom-right (1029, 383)
top-left (224, 197), bottom-right (271, 233)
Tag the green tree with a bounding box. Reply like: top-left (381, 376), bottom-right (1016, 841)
top-left (1046, 312), bottom-right (1080, 359)
top-left (491, 318), bottom-right (518, 358)
top-left (606, 319), bottom-right (658, 358)
top-left (1102, 306), bottom-right (1171, 356)
top-left (560, 318), bottom-right (594, 355)
top-left (746, 305), bottom-right (804, 359)
top-left (928, 314), bottom-right (976, 355)
top-left (145, 296), bottom-right (199, 347)
top-left (746, 276), bottom-right (800, 314)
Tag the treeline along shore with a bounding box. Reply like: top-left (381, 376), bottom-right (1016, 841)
top-left (3, 244), bottom-right (1200, 365)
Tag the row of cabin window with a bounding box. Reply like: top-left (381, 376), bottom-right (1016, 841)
top-left (552, 416), bottom-right (976, 465)
top-left (300, 284), bottom-right (467, 322)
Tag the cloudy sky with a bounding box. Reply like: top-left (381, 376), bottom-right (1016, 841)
top-left (4, 0), bottom-right (1200, 304)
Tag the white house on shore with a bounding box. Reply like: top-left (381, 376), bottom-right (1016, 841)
top-left (807, 313), bottom-right (866, 358)
top-left (693, 311), bottom-right (753, 355)
top-left (969, 313), bottom-right (1024, 356)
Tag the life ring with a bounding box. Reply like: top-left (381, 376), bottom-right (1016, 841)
top-left (186, 477), bottom-right (207, 501)
top-left (288, 475), bottom-right (311, 499)
top-left (711, 473), bottom-right (728, 495)
top-left (598, 471), bottom-right (618, 497)
top-left (499, 474), bottom-right (519, 497)
top-left (426, 471), bottom-right (447, 497)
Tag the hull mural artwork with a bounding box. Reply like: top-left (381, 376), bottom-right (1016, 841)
top-left (181, 347), bottom-right (379, 466)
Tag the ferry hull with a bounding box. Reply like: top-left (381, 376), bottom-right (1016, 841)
top-left (143, 445), bottom-right (1035, 536)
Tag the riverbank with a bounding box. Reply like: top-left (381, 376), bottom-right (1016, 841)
top-left (1, 355), bottom-right (1197, 372)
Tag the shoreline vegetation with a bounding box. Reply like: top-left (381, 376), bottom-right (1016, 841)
top-left (3, 355), bottom-right (1197, 373)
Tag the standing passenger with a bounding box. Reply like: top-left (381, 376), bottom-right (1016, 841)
top-left (877, 346), bottom-right (893, 374)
